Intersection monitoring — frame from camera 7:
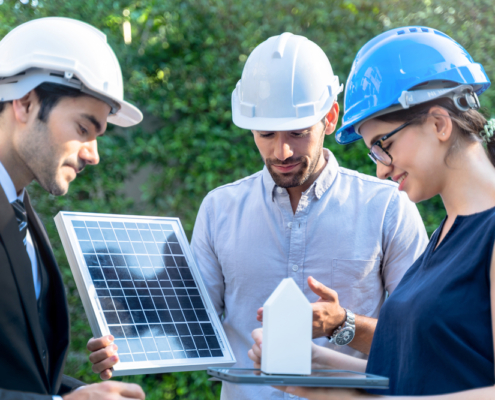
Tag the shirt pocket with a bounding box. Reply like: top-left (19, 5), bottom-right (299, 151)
top-left (332, 259), bottom-right (382, 315)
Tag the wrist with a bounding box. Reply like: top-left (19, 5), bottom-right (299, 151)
top-left (327, 306), bottom-right (347, 337)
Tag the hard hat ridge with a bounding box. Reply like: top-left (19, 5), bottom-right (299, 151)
top-left (232, 32), bottom-right (342, 132)
top-left (0, 17), bottom-right (143, 127)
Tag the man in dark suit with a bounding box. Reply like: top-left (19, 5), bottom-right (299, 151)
top-left (0, 17), bottom-right (145, 400)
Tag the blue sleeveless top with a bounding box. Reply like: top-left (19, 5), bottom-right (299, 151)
top-left (366, 207), bottom-right (495, 395)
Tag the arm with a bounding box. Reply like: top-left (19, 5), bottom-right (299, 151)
top-left (256, 276), bottom-right (377, 354)
top-left (273, 241), bottom-right (495, 400)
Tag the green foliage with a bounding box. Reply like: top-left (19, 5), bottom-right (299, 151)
top-left (1, 0), bottom-right (494, 398)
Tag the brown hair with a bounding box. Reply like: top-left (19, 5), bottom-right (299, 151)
top-left (376, 98), bottom-right (494, 167)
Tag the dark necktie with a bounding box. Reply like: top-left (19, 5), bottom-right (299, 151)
top-left (12, 199), bottom-right (28, 246)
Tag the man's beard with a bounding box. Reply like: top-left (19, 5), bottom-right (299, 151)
top-left (266, 149), bottom-right (322, 189)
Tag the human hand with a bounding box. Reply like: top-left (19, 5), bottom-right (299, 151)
top-left (87, 335), bottom-right (119, 380)
top-left (247, 328), bottom-right (263, 368)
top-left (63, 381), bottom-right (145, 400)
top-left (308, 276), bottom-right (347, 338)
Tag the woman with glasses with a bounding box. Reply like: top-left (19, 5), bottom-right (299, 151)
top-left (249, 26), bottom-right (495, 399)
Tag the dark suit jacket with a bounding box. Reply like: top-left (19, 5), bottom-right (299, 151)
top-left (0, 187), bottom-right (83, 399)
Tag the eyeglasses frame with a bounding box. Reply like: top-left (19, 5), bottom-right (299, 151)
top-left (368, 121), bottom-right (414, 166)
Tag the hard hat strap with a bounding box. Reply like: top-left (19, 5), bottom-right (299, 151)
top-left (398, 84), bottom-right (479, 111)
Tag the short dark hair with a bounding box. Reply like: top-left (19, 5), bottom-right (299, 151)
top-left (0, 82), bottom-right (86, 122)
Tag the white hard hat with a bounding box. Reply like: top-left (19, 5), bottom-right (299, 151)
top-left (232, 32), bottom-right (342, 132)
top-left (0, 17), bottom-right (142, 127)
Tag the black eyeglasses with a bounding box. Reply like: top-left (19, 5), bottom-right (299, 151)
top-left (368, 121), bottom-right (413, 166)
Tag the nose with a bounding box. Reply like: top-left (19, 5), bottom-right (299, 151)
top-left (273, 133), bottom-right (293, 161)
top-left (376, 161), bottom-right (393, 180)
top-left (80, 139), bottom-right (100, 166)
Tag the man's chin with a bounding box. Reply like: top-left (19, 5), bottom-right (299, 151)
top-left (38, 178), bottom-right (69, 196)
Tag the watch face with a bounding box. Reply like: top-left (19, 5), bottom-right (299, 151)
top-left (334, 327), bottom-right (355, 346)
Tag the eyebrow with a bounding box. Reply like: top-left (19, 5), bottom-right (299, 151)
top-left (81, 114), bottom-right (103, 134)
top-left (368, 133), bottom-right (387, 149)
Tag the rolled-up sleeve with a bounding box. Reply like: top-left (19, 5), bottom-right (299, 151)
top-left (191, 197), bottom-right (225, 318)
top-left (381, 192), bottom-right (429, 294)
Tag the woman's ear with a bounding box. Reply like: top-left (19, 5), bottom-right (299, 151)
top-left (428, 106), bottom-right (452, 142)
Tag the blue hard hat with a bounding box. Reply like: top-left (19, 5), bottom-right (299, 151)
top-left (336, 26), bottom-right (491, 145)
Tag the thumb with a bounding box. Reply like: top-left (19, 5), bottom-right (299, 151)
top-left (308, 276), bottom-right (336, 301)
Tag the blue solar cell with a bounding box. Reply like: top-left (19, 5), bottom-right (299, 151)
top-left (98, 221), bottom-right (112, 228)
top-left (206, 336), bottom-right (220, 349)
top-left (176, 324), bottom-right (190, 336)
top-left (146, 352), bottom-right (160, 361)
top-left (150, 324), bottom-right (165, 337)
top-left (190, 296), bottom-right (204, 308)
top-left (99, 297), bottom-right (115, 311)
top-left (159, 280), bottom-right (172, 288)
top-left (133, 353), bottom-right (147, 361)
top-left (181, 336), bottom-right (196, 350)
top-left (188, 323), bottom-right (203, 335)
top-left (111, 222), bottom-right (124, 229)
top-left (168, 337), bottom-right (183, 351)
top-left (124, 222), bottom-right (138, 229)
top-left (131, 310), bottom-right (147, 323)
top-left (132, 242), bottom-right (146, 254)
top-left (79, 241), bottom-right (94, 253)
top-left (198, 350), bottom-right (211, 357)
top-left (106, 243), bottom-right (121, 254)
top-left (134, 281), bottom-right (147, 288)
top-left (88, 267), bottom-right (103, 279)
top-left (102, 267), bottom-right (118, 280)
top-left (127, 230), bottom-right (141, 241)
top-left (101, 229), bottom-right (117, 241)
top-left (72, 220), bottom-right (85, 227)
top-left (97, 289), bottom-right (110, 297)
top-left (93, 280), bottom-right (107, 288)
top-left (165, 231), bottom-right (178, 242)
top-left (141, 338), bottom-right (157, 352)
top-left (93, 241), bottom-right (108, 253)
top-left (88, 228), bottom-right (103, 241)
top-left (136, 325), bottom-right (152, 337)
top-left (149, 223), bottom-right (161, 230)
top-left (109, 326), bottom-right (125, 338)
top-left (174, 256), bottom-right (187, 267)
top-left (183, 310), bottom-right (197, 322)
top-left (113, 297), bottom-right (129, 311)
top-left (159, 243), bottom-right (172, 255)
top-left (112, 256), bottom-right (126, 267)
top-left (161, 224), bottom-right (173, 231)
top-left (195, 310), bottom-right (209, 322)
top-left (186, 350), bottom-right (200, 358)
top-left (184, 281), bottom-right (196, 288)
top-left (137, 223), bottom-right (149, 230)
top-left (163, 324), bottom-right (178, 336)
top-left (75, 228), bottom-right (90, 240)
top-left (173, 351), bottom-right (187, 359)
top-left (140, 230), bottom-right (154, 242)
top-left (210, 349), bottom-right (223, 357)
top-left (200, 323), bottom-right (214, 335)
top-left (85, 221), bottom-right (99, 228)
top-left (175, 289), bottom-right (187, 296)
top-left (119, 354), bottom-right (133, 362)
top-left (172, 280), bottom-right (185, 288)
top-left (165, 297), bottom-right (180, 309)
top-left (152, 297), bottom-right (167, 309)
top-left (126, 297), bottom-right (142, 310)
top-left (158, 311), bottom-right (173, 323)
top-left (155, 337), bottom-right (170, 351)
top-left (179, 268), bottom-right (193, 280)
top-left (178, 296), bottom-right (192, 309)
top-left (104, 311), bottom-right (120, 324)
top-left (123, 325), bottom-right (139, 338)
top-left (147, 281), bottom-right (159, 288)
top-left (163, 256), bottom-right (175, 266)
top-left (139, 296), bottom-right (154, 309)
top-left (114, 230), bottom-right (130, 241)
top-left (187, 289), bottom-right (199, 296)
top-left (169, 243), bottom-right (183, 255)
top-left (128, 339), bottom-right (144, 353)
top-left (124, 288), bottom-right (137, 296)
top-left (110, 289), bottom-right (124, 297)
top-left (129, 268), bottom-right (144, 280)
top-left (167, 268), bottom-right (181, 280)
top-left (145, 242), bottom-right (159, 254)
top-left (149, 288), bottom-right (162, 296)
top-left (160, 351), bottom-right (174, 360)
top-left (145, 310), bottom-right (160, 323)
top-left (119, 242), bottom-right (134, 254)
top-left (152, 231), bottom-right (165, 241)
top-left (121, 281), bottom-right (133, 288)
top-left (171, 310), bottom-right (185, 322)
top-left (119, 311), bottom-right (135, 324)
top-left (193, 336), bottom-right (208, 349)
top-left (114, 339), bottom-right (130, 353)
top-left (149, 256), bottom-right (164, 267)
top-left (124, 255), bottom-right (139, 266)
top-left (107, 281), bottom-right (122, 288)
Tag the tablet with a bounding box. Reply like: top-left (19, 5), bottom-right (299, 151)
top-left (207, 368), bottom-right (389, 389)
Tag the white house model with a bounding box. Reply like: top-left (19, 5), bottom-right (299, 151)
top-left (261, 278), bottom-right (312, 375)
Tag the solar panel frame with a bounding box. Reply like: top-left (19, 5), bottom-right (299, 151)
top-left (55, 211), bottom-right (236, 376)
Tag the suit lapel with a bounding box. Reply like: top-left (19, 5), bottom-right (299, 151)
top-left (0, 187), bottom-right (49, 388)
top-left (24, 193), bottom-right (70, 391)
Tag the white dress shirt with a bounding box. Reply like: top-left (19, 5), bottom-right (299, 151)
top-left (0, 161), bottom-right (40, 299)
top-left (191, 149), bottom-right (429, 400)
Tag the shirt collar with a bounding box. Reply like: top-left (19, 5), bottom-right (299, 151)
top-left (262, 148), bottom-right (339, 201)
top-left (0, 161), bottom-right (25, 203)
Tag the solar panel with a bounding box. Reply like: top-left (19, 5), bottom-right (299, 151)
top-left (55, 211), bottom-right (235, 376)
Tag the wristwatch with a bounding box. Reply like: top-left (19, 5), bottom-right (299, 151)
top-left (328, 309), bottom-right (355, 346)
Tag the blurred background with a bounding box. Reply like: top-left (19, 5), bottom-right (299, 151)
top-left (1, 0), bottom-right (493, 398)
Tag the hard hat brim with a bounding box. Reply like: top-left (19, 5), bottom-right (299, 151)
top-left (108, 98), bottom-right (143, 127)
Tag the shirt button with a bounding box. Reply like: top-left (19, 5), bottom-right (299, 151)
top-left (292, 264), bottom-right (299, 272)
top-left (289, 395), bottom-right (296, 398)
top-left (287, 222), bottom-right (292, 229)
top-left (277, 187), bottom-right (284, 194)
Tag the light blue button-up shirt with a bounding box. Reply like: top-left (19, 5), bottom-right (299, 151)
top-left (191, 149), bottom-right (428, 400)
